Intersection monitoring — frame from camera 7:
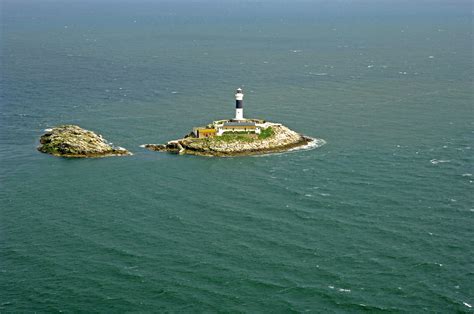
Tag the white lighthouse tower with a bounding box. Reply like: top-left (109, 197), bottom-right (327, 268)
top-left (234, 88), bottom-right (244, 121)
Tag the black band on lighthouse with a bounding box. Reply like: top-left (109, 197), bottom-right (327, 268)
top-left (236, 100), bottom-right (243, 108)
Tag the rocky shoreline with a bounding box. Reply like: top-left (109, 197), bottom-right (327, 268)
top-left (143, 123), bottom-right (318, 157)
top-left (37, 125), bottom-right (131, 158)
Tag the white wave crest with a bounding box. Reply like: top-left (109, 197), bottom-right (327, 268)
top-left (288, 137), bottom-right (326, 152)
top-left (430, 159), bottom-right (451, 165)
top-left (251, 137), bottom-right (326, 158)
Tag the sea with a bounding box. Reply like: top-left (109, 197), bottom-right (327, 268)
top-left (1, 0), bottom-right (472, 311)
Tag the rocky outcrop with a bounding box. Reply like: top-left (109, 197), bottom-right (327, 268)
top-left (144, 123), bottom-right (318, 157)
top-left (38, 125), bottom-right (131, 158)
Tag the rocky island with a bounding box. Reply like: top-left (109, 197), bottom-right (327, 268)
top-left (143, 88), bottom-right (324, 157)
top-left (144, 121), bottom-right (318, 157)
top-left (38, 125), bottom-right (131, 158)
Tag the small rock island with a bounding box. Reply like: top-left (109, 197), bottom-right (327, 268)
top-left (144, 88), bottom-right (323, 157)
top-left (38, 125), bottom-right (131, 158)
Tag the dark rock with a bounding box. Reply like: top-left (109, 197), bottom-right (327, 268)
top-left (38, 125), bottom-right (131, 158)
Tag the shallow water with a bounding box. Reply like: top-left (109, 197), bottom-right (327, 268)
top-left (1, 0), bottom-right (473, 311)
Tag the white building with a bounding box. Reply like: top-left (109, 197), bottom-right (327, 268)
top-left (216, 121), bottom-right (261, 136)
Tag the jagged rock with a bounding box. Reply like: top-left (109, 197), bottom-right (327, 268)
top-left (37, 125), bottom-right (131, 158)
top-left (144, 144), bottom-right (167, 151)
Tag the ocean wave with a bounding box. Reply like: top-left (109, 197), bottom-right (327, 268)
top-left (250, 137), bottom-right (326, 158)
top-left (328, 285), bottom-right (351, 293)
top-left (430, 159), bottom-right (451, 165)
top-left (287, 137), bottom-right (327, 152)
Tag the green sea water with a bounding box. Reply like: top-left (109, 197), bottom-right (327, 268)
top-left (1, 0), bottom-right (473, 311)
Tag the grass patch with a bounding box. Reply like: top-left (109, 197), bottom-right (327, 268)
top-left (258, 127), bottom-right (274, 139)
top-left (213, 134), bottom-right (255, 143)
top-left (194, 128), bottom-right (274, 144)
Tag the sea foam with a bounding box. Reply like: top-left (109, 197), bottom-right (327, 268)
top-left (251, 137), bottom-right (326, 158)
top-left (287, 137), bottom-right (326, 152)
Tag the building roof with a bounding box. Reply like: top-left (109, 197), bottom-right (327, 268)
top-left (223, 122), bottom-right (256, 127)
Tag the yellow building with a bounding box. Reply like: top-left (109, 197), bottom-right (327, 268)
top-left (193, 128), bottom-right (216, 138)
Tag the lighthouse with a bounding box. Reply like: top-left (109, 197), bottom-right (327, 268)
top-left (234, 88), bottom-right (244, 120)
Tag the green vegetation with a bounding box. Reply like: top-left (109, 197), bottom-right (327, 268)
top-left (192, 127), bottom-right (275, 144)
top-left (212, 133), bottom-right (255, 143)
top-left (258, 127), bottom-right (274, 139)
